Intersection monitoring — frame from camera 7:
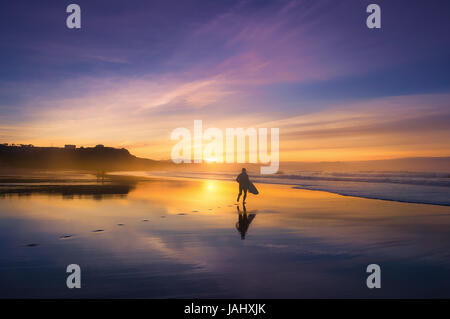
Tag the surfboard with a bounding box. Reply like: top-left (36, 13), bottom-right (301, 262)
top-left (248, 182), bottom-right (259, 195)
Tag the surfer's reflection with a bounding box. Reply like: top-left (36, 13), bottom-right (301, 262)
top-left (236, 204), bottom-right (256, 240)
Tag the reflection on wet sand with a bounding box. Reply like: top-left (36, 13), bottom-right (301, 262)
top-left (0, 184), bottom-right (134, 199)
top-left (0, 172), bottom-right (137, 200)
top-left (236, 204), bottom-right (256, 240)
top-left (0, 172), bottom-right (450, 298)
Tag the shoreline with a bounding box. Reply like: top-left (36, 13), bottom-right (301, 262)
top-left (0, 169), bottom-right (448, 207)
top-left (109, 171), bottom-right (450, 208)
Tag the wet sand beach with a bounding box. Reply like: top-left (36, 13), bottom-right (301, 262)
top-left (0, 171), bottom-right (450, 298)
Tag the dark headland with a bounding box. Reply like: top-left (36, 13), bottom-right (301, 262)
top-left (0, 143), bottom-right (169, 171)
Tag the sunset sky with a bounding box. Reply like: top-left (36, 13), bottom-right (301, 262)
top-left (1, 0), bottom-right (449, 161)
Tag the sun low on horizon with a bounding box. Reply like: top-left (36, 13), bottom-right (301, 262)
top-left (1, 1), bottom-right (449, 163)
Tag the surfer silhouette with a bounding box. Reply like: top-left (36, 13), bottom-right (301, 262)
top-left (236, 168), bottom-right (258, 203)
top-left (236, 168), bottom-right (250, 203)
top-left (236, 204), bottom-right (256, 240)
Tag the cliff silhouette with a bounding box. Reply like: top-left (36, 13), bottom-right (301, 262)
top-left (0, 144), bottom-right (168, 171)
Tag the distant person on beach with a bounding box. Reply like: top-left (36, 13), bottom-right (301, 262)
top-left (236, 168), bottom-right (250, 203)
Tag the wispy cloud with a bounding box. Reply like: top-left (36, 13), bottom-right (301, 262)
top-left (1, 1), bottom-right (450, 161)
